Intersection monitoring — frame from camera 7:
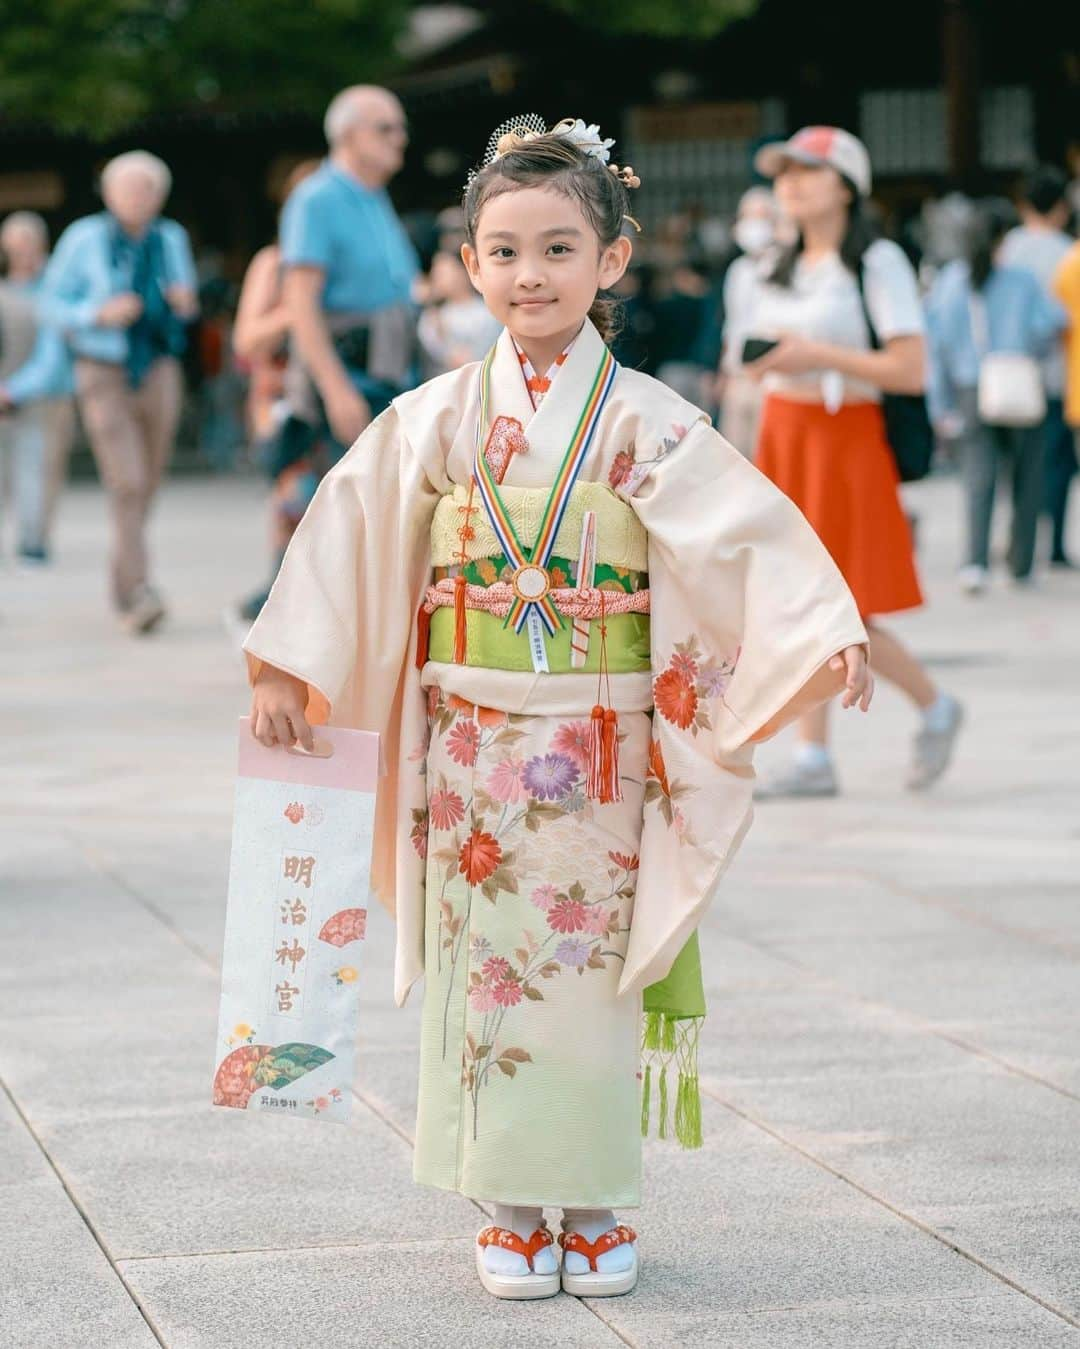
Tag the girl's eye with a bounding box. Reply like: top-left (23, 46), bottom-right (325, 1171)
top-left (491, 247), bottom-right (514, 259)
top-left (549, 243), bottom-right (572, 255)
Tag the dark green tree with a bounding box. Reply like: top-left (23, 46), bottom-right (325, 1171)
top-left (0, 0), bottom-right (760, 138)
top-left (546, 0), bottom-right (757, 37)
top-left (0, 0), bottom-right (412, 137)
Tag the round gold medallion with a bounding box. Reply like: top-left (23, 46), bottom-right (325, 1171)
top-left (511, 564), bottom-right (550, 603)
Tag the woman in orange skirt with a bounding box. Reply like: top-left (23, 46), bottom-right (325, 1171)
top-left (743, 127), bottom-right (963, 795)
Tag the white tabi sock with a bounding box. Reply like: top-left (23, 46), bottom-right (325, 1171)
top-left (480, 1203), bottom-right (557, 1276)
top-left (561, 1207), bottom-right (636, 1275)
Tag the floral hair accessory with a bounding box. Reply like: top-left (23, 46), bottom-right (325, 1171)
top-left (467, 113), bottom-right (641, 189)
top-left (548, 117), bottom-right (616, 163)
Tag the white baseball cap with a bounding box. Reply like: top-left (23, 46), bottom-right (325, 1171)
top-left (755, 126), bottom-right (872, 198)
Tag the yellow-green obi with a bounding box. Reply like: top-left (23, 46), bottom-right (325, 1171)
top-left (429, 480), bottom-right (650, 673)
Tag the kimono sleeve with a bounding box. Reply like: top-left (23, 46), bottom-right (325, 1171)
top-left (615, 420), bottom-right (867, 996)
top-left (243, 404), bottom-right (441, 729)
top-left (631, 420), bottom-right (868, 756)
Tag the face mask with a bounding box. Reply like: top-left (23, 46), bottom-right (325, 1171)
top-left (733, 217), bottom-right (774, 256)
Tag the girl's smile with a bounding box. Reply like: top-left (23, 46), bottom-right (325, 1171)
top-left (461, 185), bottom-right (631, 372)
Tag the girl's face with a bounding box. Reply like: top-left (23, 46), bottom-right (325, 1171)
top-left (462, 185), bottom-right (631, 344)
top-left (773, 161), bottom-right (851, 226)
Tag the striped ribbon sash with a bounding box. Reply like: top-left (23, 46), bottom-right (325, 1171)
top-left (472, 344), bottom-right (618, 640)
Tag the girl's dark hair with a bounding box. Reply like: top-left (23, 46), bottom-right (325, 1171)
top-left (462, 131), bottom-right (633, 344)
top-left (967, 198), bottom-right (1020, 291)
top-left (767, 174), bottom-right (880, 287)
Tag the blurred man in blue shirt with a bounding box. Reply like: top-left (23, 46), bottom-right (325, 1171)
top-left (37, 151), bottom-right (197, 632)
top-left (280, 84), bottom-right (419, 455)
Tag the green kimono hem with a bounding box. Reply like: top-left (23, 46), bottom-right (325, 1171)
top-left (640, 930), bottom-right (705, 1150)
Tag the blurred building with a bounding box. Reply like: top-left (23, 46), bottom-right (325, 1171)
top-left (0, 0), bottom-right (1075, 271)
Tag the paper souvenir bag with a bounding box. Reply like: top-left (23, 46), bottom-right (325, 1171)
top-left (212, 719), bottom-right (380, 1123)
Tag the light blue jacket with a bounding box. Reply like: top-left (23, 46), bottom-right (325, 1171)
top-left (923, 260), bottom-right (1067, 422)
top-left (3, 277), bottom-right (75, 403)
top-left (37, 212), bottom-right (197, 367)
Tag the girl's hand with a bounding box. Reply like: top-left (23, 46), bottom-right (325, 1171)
top-left (251, 664), bottom-right (315, 750)
top-left (745, 334), bottom-right (823, 378)
top-left (830, 645), bottom-right (874, 712)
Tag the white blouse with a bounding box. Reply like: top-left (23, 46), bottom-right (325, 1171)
top-left (749, 239), bottom-right (924, 404)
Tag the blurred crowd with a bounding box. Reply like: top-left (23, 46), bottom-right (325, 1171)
top-left (1, 85), bottom-right (1079, 648)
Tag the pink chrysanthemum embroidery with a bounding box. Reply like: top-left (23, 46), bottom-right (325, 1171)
top-left (446, 719), bottom-right (481, 767)
top-left (550, 721), bottom-right (593, 769)
top-left (548, 898), bottom-right (587, 933)
top-left (583, 905), bottom-right (615, 936)
top-left (469, 983), bottom-right (498, 1013)
top-left (429, 788), bottom-right (465, 831)
top-left (486, 757), bottom-right (527, 804)
top-left (530, 883), bottom-right (558, 912)
top-left (492, 975), bottom-right (523, 1006)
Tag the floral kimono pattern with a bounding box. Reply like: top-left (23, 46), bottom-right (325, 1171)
top-left (412, 688), bottom-right (648, 1207)
top-left (243, 316), bottom-right (869, 1210)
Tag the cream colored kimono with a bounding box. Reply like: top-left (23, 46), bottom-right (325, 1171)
top-left (244, 318), bottom-right (866, 1206)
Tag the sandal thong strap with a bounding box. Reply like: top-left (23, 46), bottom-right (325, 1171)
top-left (477, 1224), bottom-right (554, 1272)
top-left (557, 1223), bottom-right (637, 1272)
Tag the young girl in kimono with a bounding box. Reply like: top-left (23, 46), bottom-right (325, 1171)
top-left (243, 115), bottom-right (873, 1301)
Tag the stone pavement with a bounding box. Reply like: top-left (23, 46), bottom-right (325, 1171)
top-left (1, 471), bottom-right (1078, 1349)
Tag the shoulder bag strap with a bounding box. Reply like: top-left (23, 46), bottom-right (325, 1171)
top-left (854, 255), bottom-right (882, 352)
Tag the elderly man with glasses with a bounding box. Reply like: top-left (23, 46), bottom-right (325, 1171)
top-left (36, 151), bottom-right (197, 633)
top-left (280, 84), bottom-right (420, 458)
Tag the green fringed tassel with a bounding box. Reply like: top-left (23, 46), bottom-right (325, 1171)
top-left (674, 1072), bottom-right (703, 1150)
top-left (639, 1009), bottom-right (705, 1149)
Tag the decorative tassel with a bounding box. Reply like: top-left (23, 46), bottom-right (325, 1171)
top-left (639, 1010), bottom-right (705, 1149)
top-left (599, 708), bottom-right (621, 803)
top-left (415, 603), bottom-right (431, 670)
top-left (585, 591), bottom-right (622, 803)
top-left (451, 478), bottom-right (478, 667)
top-left (452, 573), bottom-right (467, 665)
top-left (640, 1064), bottom-right (652, 1138)
top-left (586, 704), bottom-right (605, 799)
top-left (674, 1072), bottom-right (703, 1150)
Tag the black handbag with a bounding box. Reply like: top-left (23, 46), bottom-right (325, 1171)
top-left (855, 259), bottom-right (933, 483)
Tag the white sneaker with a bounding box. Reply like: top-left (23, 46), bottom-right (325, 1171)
top-left (124, 584), bottom-right (166, 635)
top-left (754, 758), bottom-right (839, 799)
top-left (958, 565), bottom-right (988, 595)
top-left (907, 696), bottom-right (964, 791)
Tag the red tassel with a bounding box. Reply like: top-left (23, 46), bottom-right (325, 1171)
top-left (600, 706), bottom-right (622, 803)
top-left (586, 703), bottom-right (605, 800)
top-left (585, 591), bottom-right (621, 803)
top-left (415, 603), bottom-right (431, 670)
top-left (452, 573), bottom-right (468, 665)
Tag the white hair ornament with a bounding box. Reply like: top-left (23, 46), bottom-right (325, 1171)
top-left (466, 113), bottom-right (640, 189)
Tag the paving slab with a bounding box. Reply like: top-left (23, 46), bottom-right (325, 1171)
top-left (1, 474), bottom-right (1078, 1347)
top-left (118, 1240), bottom-right (621, 1349)
top-left (0, 1089), bottom-right (159, 1349)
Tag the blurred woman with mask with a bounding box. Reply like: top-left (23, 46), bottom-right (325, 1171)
top-left (745, 127), bottom-right (963, 798)
top-left (716, 186), bottom-right (781, 456)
